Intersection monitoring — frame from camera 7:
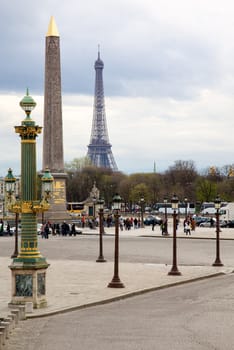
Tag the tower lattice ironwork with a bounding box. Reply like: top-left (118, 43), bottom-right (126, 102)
top-left (87, 50), bottom-right (118, 171)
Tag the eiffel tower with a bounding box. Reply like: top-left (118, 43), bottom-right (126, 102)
top-left (87, 50), bottom-right (118, 171)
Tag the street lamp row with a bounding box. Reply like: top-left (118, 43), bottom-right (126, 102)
top-left (167, 194), bottom-right (223, 276)
top-left (98, 193), bottom-right (223, 286)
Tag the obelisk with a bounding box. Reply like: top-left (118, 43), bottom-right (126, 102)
top-left (43, 16), bottom-right (68, 221)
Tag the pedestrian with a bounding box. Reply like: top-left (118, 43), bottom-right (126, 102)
top-left (7, 222), bottom-right (11, 235)
top-left (176, 218), bottom-right (179, 230)
top-left (125, 218), bottom-right (131, 230)
top-left (41, 223), bottom-right (45, 238)
top-left (107, 216), bottom-right (112, 227)
top-left (160, 221), bottom-right (165, 235)
top-left (71, 223), bottom-right (76, 236)
top-left (134, 218), bottom-right (138, 229)
top-left (191, 218), bottom-right (196, 231)
top-left (152, 219), bottom-right (156, 231)
top-left (0, 219), bottom-right (3, 234)
top-left (119, 216), bottom-right (124, 231)
top-left (210, 217), bottom-right (214, 228)
top-left (44, 222), bottom-right (50, 239)
top-left (56, 223), bottom-right (60, 235)
top-left (61, 221), bottom-right (69, 236)
top-left (163, 219), bottom-right (168, 234)
top-left (81, 216), bottom-right (85, 228)
top-left (184, 221), bottom-right (191, 235)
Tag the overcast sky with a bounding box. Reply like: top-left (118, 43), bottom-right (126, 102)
top-left (0, 0), bottom-right (234, 175)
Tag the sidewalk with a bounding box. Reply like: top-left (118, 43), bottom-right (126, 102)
top-left (0, 225), bottom-right (233, 319)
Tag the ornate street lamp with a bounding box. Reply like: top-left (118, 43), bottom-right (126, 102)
top-left (41, 168), bottom-right (54, 199)
top-left (8, 90), bottom-right (53, 309)
top-left (5, 168), bottom-right (19, 258)
top-left (96, 198), bottom-right (106, 262)
top-left (163, 197), bottom-right (169, 235)
top-left (5, 168), bottom-right (16, 196)
top-left (140, 197), bottom-right (145, 228)
top-left (168, 194), bottom-right (181, 276)
top-left (212, 195), bottom-right (223, 267)
top-left (108, 194), bottom-right (125, 288)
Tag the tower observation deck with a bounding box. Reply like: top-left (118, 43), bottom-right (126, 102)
top-left (87, 50), bottom-right (118, 171)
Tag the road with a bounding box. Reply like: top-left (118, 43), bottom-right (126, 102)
top-left (1, 232), bottom-right (234, 266)
top-left (6, 273), bottom-right (234, 350)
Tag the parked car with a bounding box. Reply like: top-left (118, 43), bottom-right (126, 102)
top-left (199, 217), bottom-right (228, 228)
top-left (0, 222), bottom-right (14, 236)
top-left (194, 216), bottom-right (210, 226)
top-left (226, 220), bottom-right (234, 228)
top-left (199, 218), bottom-right (216, 227)
top-left (144, 215), bottom-right (162, 226)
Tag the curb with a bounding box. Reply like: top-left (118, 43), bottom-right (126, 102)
top-left (26, 272), bottom-right (225, 319)
top-left (140, 235), bottom-right (234, 241)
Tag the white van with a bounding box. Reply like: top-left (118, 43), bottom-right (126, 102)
top-left (201, 207), bottom-right (216, 215)
top-left (220, 203), bottom-right (234, 221)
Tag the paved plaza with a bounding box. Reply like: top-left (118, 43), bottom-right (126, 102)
top-left (0, 224), bottom-right (234, 319)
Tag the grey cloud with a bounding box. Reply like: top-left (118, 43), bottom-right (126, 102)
top-left (0, 1), bottom-right (223, 100)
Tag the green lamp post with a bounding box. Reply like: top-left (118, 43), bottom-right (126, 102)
top-left (9, 90), bottom-right (53, 309)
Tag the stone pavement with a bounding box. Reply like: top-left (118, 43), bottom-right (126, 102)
top-left (0, 224), bottom-right (233, 320)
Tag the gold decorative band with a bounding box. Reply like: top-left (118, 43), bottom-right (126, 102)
top-left (21, 140), bottom-right (36, 144)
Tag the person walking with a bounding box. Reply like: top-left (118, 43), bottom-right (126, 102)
top-left (71, 223), bottom-right (76, 236)
top-left (61, 221), bottom-right (69, 236)
top-left (0, 219), bottom-right (3, 235)
top-left (44, 222), bottom-right (50, 239)
top-left (184, 221), bottom-right (191, 235)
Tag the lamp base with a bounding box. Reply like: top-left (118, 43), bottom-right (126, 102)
top-left (108, 276), bottom-right (125, 288)
top-left (168, 268), bottom-right (182, 276)
top-left (96, 257), bottom-right (107, 263)
top-left (212, 261), bottom-right (223, 267)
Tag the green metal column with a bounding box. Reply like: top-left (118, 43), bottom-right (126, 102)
top-left (13, 90), bottom-right (47, 266)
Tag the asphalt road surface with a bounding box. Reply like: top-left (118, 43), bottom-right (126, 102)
top-left (6, 273), bottom-right (234, 350)
top-left (1, 234), bottom-right (234, 266)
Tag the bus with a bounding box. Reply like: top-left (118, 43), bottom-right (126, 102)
top-left (155, 202), bottom-right (195, 215)
top-left (67, 202), bottom-right (85, 216)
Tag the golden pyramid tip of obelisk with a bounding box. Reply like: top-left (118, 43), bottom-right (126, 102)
top-left (46, 16), bottom-right (59, 37)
